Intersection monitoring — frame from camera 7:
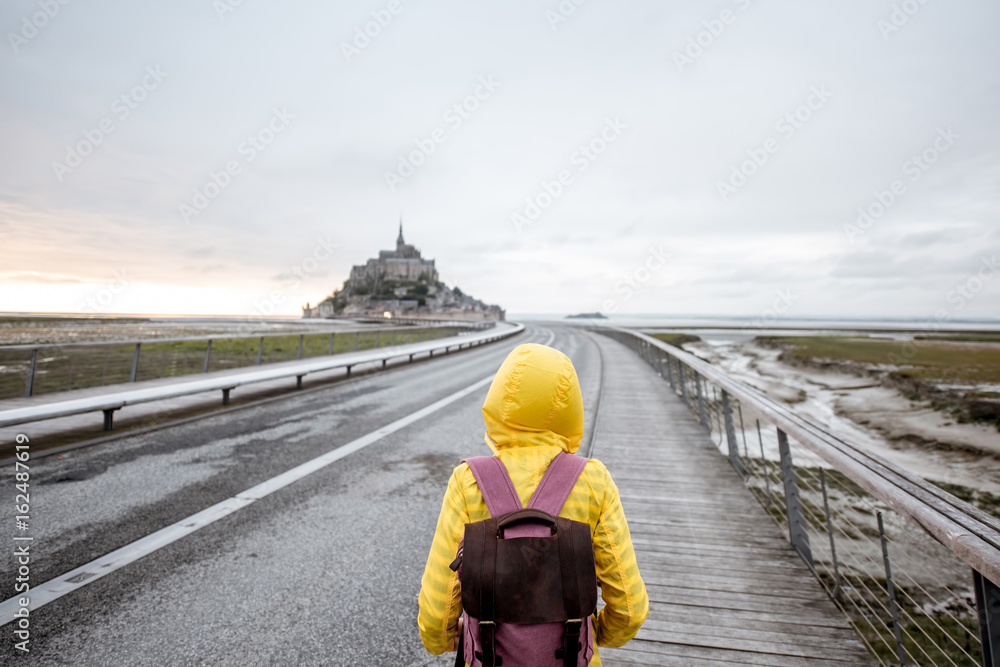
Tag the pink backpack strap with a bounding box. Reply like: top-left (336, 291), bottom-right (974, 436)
top-left (464, 456), bottom-right (523, 518)
top-left (527, 451), bottom-right (590, 515)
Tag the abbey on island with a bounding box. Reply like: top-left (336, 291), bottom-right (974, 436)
top-left (302, 222), bottom-right (504, 321)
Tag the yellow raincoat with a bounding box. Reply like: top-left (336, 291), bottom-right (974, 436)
top-left (418, 343), bottom-right (649, 666)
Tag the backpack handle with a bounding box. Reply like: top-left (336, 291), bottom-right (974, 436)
top-left (496, 508), bottom-right (558, 537)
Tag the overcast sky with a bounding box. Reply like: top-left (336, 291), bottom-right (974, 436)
top-left (1, 0), bottom-right (998, 320)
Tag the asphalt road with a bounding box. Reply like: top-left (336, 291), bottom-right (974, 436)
top-left (1, 323), bottom-right (603, 666)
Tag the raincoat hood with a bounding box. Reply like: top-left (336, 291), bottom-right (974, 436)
top-left (482, 343), bottom-right (584, 454)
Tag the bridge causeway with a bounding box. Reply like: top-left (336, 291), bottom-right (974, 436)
top-left (589, 334), bottom-right (874, 666)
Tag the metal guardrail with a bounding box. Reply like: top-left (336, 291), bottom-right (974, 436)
top-left (0, 323), bottom-right (523, 432)
top-left (601, 326), bottom-right (999, 667)
top-left (1, 322), bottom-right (492, 400)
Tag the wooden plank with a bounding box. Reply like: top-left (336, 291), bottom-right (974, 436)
top-left (633, 625), bottom-right (864, 660)
top-left (642, 606), bottom-right (862, 638)
top-left (600, 640), bottom-right (867, 667)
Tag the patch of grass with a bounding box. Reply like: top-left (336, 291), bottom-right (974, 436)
top-left (0, 326), bottom-right (456, 399)
top-left (764, 335), bottom-right (1000, 385)
top-left (648, 333), bottom-right (701, 348)
top-left (916, 333), bottom-right (1000, 343)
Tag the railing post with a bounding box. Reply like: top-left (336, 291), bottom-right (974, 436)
top-left (257, 337), bottom-right (264, 365)
top-left (679, 363), bottom-right (690, 408)
top-left (777, 428), bottom-right (814, 570)
top-left (877, 511), bottom-right (906, 666)
top-left (329, 333), bottom-right (335, 355)
top-left (297, 334), bottom-right (304, 360)
top-left (975, 570), bottom-right (1000, 667)
top-left (130, 343), bottom-right (141, 382)
top-left (666, 355), bottom-right (675, 391)
top-left (721, 391), bottom-right (744, 478)
top-left (24, 348), bottom-right (38, 397)
top-left (756, 420), bottom-right (772, 508)
top-left (819, 469), bottom-right (842, 600)
top-left (203, 339), bottom-right (212, 373)
top-left (695, 374), bottom-right (709, 431)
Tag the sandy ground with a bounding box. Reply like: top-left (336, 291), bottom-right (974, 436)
top-left (685, 339), bottom-right (1000, 494)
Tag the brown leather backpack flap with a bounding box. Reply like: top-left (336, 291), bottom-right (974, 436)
top-left (460, 516), bottom-right (598, 623)
top-left (493, 534), bottom-right (570, 623)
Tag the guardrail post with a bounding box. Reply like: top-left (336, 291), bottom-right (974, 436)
top-left (203, 339), bottom-right (212, 373)
top-left (695, 375), bottom-right (709, 430)
top-left (102, 408), bottom-right (117, 431)
top-left (877, 511), bottom-right (906, 666)
top-left (721, 391), bottom-right (744, 478)
top-left (777, 428), bottom-right (814, 570)
top-left (975, 570), bottom-right (1000, 667)
top-left (257, 337), bottom-right (264, 365)
top-left (222, 388), bottom-right (231, 405)
top-left (24, 349), bottom-right (38, 397)
top-left (130, 343), bottom-right (141, 382)
top-left (297, 335), bottom-right (304, 360)
top-left (329, 333), bottom-right (335, 355)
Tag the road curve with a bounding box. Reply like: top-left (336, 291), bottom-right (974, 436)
top-left (1, 323), bottom-right (603, 666)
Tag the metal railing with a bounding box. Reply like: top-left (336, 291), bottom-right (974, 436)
top-left (602, 326), bottom-right (999, 667)
top-left (0, 323), bottom-right (522, 432)
top-left (0, 322), bottom-right (492, 401)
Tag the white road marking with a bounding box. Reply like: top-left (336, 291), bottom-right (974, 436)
top-left (0, 373), bottom-right (499, 626)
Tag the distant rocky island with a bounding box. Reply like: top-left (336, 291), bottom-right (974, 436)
top-left (566, 312), bottom-right (608, 319)
top-left (302, 223), bottom-right (504, 322)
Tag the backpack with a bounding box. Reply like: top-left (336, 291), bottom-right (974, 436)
top-left (449, 451), bottom-right (598, 667)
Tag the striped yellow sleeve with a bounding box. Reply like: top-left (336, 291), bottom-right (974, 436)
top-left (590, 464), bottom-right (649, 647)
top-left (418, 465), bottom-right (468, 655)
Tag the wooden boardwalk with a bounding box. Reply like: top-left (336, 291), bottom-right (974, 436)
top-left (590, 334), bottom-right (874, 666)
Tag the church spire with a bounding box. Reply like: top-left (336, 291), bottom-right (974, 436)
top-left (397, 216), bottom-right (404, 246)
